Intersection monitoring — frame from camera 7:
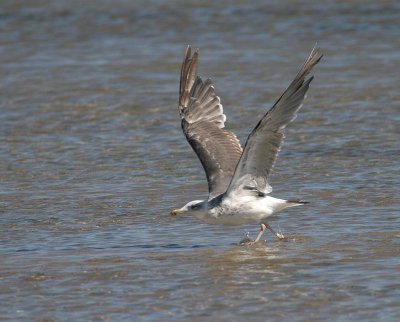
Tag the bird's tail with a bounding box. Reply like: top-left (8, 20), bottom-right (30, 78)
top-left (286, 199), bottom-right (310, 207)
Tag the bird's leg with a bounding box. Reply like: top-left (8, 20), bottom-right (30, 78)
top-left (253, 223), bottom-right (267, 243)
top-left (263, 223), bottom-right (287, 240)
top-left (240, 223), bottom-right (288, 245)
top-left (239, 224), bottom-right (267, 245)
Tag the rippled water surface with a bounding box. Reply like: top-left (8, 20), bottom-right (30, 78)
top-left (1, 0), bottom-right (400, 321)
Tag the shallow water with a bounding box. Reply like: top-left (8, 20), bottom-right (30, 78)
top-left (1, 0), bottom-right (400, 321)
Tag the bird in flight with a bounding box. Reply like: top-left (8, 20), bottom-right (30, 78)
top-left (171, 46), bottom-right (322, 245)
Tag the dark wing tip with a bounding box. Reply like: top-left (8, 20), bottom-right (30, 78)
top-left (299, 46), bottom-right (323, 80)
top-left (287, 199), bottom-right (310, 205)
top-left (306, 75), bottom-right (314, 87)
top-left (179, 45), bottom-right (201, 109)
top-left (183, 45), bottom-right (200, 60)
top-left (303, 46), bottom-right (323, 89)
top-left (184, 45), bottom-right (191, 58)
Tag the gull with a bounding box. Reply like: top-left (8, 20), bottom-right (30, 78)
top-left (171, 45), bottom-right (322, 244)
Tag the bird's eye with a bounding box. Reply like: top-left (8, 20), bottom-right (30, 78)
top-left (191, 204), bottom-right (198, 210)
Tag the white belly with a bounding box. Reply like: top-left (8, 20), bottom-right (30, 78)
top-left (194, 195), bottom-right (288, 226)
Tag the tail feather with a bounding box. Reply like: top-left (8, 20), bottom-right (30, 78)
top-left (286, 199), bottom-right (310, 206)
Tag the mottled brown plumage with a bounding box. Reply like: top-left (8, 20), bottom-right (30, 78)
top-left (172, 46), bottom-right (323, 243)
top-left (178, 46), bottom-right (322, 200)
top-left (226, 47), bottom-right (322, 197)
top-left (179, 46), bottom-right (243, 199)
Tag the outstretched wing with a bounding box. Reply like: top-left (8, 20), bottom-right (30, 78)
top-left (179, 46), bottom-right (243, 199)
top-left (226, 47), bottom-right (323, 197)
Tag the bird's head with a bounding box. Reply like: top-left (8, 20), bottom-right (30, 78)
top-left (170, 200), bottom-right (205, 216)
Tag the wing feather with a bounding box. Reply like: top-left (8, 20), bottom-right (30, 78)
top-left (226, 47), bottom-right (323, 197)
top-left (178, 46), bottom-right (243, 199)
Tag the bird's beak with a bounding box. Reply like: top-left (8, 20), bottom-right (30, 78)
top-left (170, 209), bottom-right (183, 216)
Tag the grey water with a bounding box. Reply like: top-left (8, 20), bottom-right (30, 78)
top-left (1, 0), bottom-right (400, 321)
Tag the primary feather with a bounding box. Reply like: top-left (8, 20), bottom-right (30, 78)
top-left (179, 46), bottom-right (243, 199)
top-left (226, 47), bottom-right (323, 198)
top-left (173, 45), bottom-right (322, 233)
